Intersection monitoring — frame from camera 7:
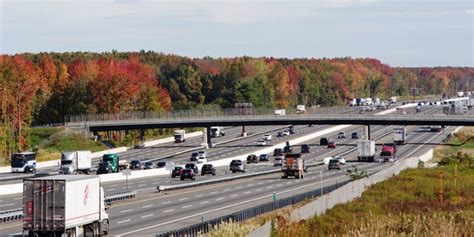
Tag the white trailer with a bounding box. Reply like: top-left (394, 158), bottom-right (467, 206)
top-left (274, 109), bottom-right (286, 116)
top-left (174, 129), bottom-right (186, 143)
top-left (357, 140), bottom-right (375, 162)
top-left (393, 127), bottom-right (407, 145)
top-left (390, 97), bottom-right (397, 104)
top-left (60, 151), bottom-right (92, 174)
top-left (210, 126), bottom-right (225, 137)
top-left (23, 175), bottom-right (109, 236)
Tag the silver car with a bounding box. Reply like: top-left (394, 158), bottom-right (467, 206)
top-left (274, 156), bottom-right (283, 166)
top-left (230, 161), bottom-right (245, 173)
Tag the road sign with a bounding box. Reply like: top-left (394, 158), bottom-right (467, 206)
top-left (122, 169), bottom-right (132, 176)
top-left (165, 162), bottom-right (175, 171)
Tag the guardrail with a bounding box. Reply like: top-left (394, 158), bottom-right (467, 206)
top-left (156, 178), bottom-right (351, 237)
top-left (0, 208), bottom-right (23, 223)
top-left (0, 172), bottom-right (52, 182)
top-left (0, 191), bottom-right (137, 223)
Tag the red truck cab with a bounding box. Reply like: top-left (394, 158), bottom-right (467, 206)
top-left (379, 144), bottom-right (396, 162)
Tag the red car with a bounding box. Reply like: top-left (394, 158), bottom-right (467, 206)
top-left (327, 140), bottom-right (336, 148)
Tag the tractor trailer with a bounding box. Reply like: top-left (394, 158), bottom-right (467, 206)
top-left (393, 127), bottom-right (407, 145)
top-left (281, 153), bottom-right (304, 179)
top-left (357, 140), bottom-right (376, 162)
top-left (22, 175), bottom-right (109, 236)
top-left (60, 151), bottom-right (92, 174)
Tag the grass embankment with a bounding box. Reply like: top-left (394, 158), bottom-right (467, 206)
top-left (205, 127), bottom-right (474, 236)
top-left (31, 127), bottom-right (108, 162)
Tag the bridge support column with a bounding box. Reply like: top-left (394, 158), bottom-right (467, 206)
top-left (204, 127), bottom-right (212, 148)
top-left (241, 126), bottom-right (247, 137)
top-left (140, 129), bottom-right (145, 144)
top-left (365, 125), bottom-right (371, 140)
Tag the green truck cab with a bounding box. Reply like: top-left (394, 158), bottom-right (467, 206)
top-left (102, 154), bottom-right (119, 173)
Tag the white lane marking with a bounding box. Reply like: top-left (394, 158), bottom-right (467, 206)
top-left (163, 209), bottom-right (174, 213)
top-left (139, 180), bottom-right (148, 183)
top-left (230, 194), bottom-right (238, 197)
top-left (179, 197), bottom-right (189, 201)
top-left (223, 189), bottom-right (230, 192)
top-left (267, 186), bottom-right (272, 189)
top-left (210, 191), bottom-right (218, 195)
top-left (182, 205), bottom-right (193, 209)
top-left (195, 194), bottom-right (203, 197)
top-left (138, 184), bottom-right (146, 187)
top-left (141, 214), bottom-right (154, 218)
top-left (142, 205), bottom-right (154, 208)
top-left (117, 219), bottom-right (130, 224)
top-left (109, 184), bottom-right (119, 187)
top-left (108, 188), bottom-right (116, 191)
top-left (236, 186), bottom-right (243, 189)
top-left (247, 184), bottom-right (254, 187)
top-left (256, 189), bottom-right (262, 192)
top-left (13, 197), bottom-right (23, 201)
top-left (152, 182), bottom-right (160, 185)
top-left (278, 184), bottom-right (283, 186)
top-left (200, 201), bottom-right (210, 204)
top-left (162, 201), bottom-right (172, 205)
top-left (244, 191), bottom-right (251, 194)
top-left (216, 197), bottom-right (225, 201)
top-left (120, 209), bottom-right (133, 213)
top-left (258, 182), bottom-right (264, 185)
top-left (0, 203), bottom-right (14, 207)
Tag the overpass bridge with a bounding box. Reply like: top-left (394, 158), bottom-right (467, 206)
top-left (65, 106), bottom-right (473, 146)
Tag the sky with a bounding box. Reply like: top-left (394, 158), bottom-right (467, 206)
top-left (0, 0), bottom-right (473, 67)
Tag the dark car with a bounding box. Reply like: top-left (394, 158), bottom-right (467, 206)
top-left (180, 168), bottom-right (196, 181)
top-left (230, 160), bottom-right (241, 170)
top-left (185, 163), bottom-right (199, 174)
top-left (247, 154), bottom-right (259, 164)
top-left (144, 161), bottom-right (154, 169)
top-left (97, 162), bottom-right (112, 174)
top-left (171, 166), bottom-right (184, 178)
top-left (259, 154), bottom-right (269, 161)
top-left (288, 125), bottom-right (295, 134)
top-left (301, 144), bottom-right (310, 153)
top-left (274, 148), bottom-right (284, 156)
top-left (190, 152), bottom-right (199, 162)
top-left (328, 159), bottom-right (342, 170)
top-left (327, 140), bottom-right (336, 148)
top-left (277, 132), bottom-right (283, 137)
top-left (351, 132), bottom-right (360, 139)
top-left (284, 145), bottom-right (293, 153)
top-left (320, 137), bottom-right (328, 146)
top-left (201, 164), bottom-right (216, 176)
top-left (130, 160), bottom-right (142, 170)
top-left (156, 161), bottom-right (166, 168)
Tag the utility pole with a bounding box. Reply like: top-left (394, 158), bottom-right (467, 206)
top-left (438, 171), bottom-right (444, 206)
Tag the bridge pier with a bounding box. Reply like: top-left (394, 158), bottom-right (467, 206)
top-left (204, 127), bottom-right (212, 148)
top-left (365, 125), bottom-right (371, 140)
top-left (241, 125), bottom-right (247, 137)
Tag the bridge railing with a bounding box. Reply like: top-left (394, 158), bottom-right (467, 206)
top-left (65, 106), bottom-right (362, 124)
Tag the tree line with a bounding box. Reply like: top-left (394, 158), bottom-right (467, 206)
top-left (0, 51), bottom-right (472, 155)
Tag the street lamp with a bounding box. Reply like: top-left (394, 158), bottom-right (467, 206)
top-left (320, 170), bottom-right (323, 196)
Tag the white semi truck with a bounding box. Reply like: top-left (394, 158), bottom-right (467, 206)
top-left (296, 105), bottom-right (306, 114)
top-left (274, 109), bottom-right (286, 116)
top-left (357, 140), bottom-right (376, 162)
top-left (393, 127), bottom-right (407, 145)
top-left (60, 151), bottom-right (92, 174)
top-left (23, 175), bottom-right (109, 236)
top-left (174, 129), bottom-right (186, 143)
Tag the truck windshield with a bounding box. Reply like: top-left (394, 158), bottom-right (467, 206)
top-left (61, 160), bottom-right (73, 165)
top-left (11, 155), bottom-right (25, 167)
top-left (103, 156), bottom-right (115, 163)
top-left (380, 151), bottom-right (392, 156)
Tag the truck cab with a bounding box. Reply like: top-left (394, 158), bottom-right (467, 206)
top-left (282, 153), bottom-right (304, 179)
top-left (102, 154), bottom-right (119, 173)
top-left (11, 152), bottom-right (36, 173)
top-left (379, 144), bottom-right (396, 162)
top-left (210, 127), bottom-right (225, 138)
top-left (174, 129), bottom-right (186, 143)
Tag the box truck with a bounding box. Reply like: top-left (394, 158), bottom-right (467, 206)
top-left (296, 105), bottom-right (306, 114)
top-left (357, 140), bottom-right (376, 162)
top-left (274, 109), bottom-right (286, 116)
top-left (23, 175), bottom-right (109, 236)
top-left (174, 129), bottom-right (186, 143)
top-left (281, 153), bottom-right (305, 179)
top-left (393, 127), bottom-right (407, 145)
top-left (60, 151), bottom-right (92, 175)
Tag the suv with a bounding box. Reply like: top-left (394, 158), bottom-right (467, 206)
top-left (274, 148), bottom-right (284, 156)
top-left (190, 152), bottom-right (199, 162)
top-left (327, 140), bottom-right (336, 148)
top-left (247, 154), bottom-right (259, 164)
top-left (328, 159), bottom-right (342, 170)
top-left (97, 162), bottom-right (112, 174)
top-left (130, 160), bottom-right (142, 170)
top-left (171, 166), bottom-right (184, 178)
top-left (197, 157), bottom-right (207, 164)
top-left (320, 137), bottom-right (328, 145)
top-left (144, 161), bottom-right (154, 169)
top-left (337, 132), bottom-right (346, 139)
top-left (263, 134), bottom-right (272, 141)
top-left (180, 168), bottom-right (196, 181)
top-left (201, 164), bottom-right (216, 176)
top-left (197, 151), bottom-right (207, 159)
top-left (156, 161), bottom-right (166, 168)
top-left (288, 125), bottom-right (295, 134)
top-left (282, 130), bottom-right (290, 136)
top-left (185, 163), bottom-right (199, 174)
top-left (301, 144), bottom-right (310, 153)
top-left (230, 160), bottom-right (245, 173)
top-left (351, 132), bottom-right (360, 139)
top-left (259, 154), bottom-right (269, 161)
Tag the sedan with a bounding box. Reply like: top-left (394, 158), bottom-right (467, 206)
top-left (327, 141), bottom-right (336, 148)
top-left (180, 169), bottom-right (196, 181)
top-left (144, 161), bottom-right (154, 169)
top-left (263, 134), bottom-right (272, 141)
top-left (259, 154), bottom-right (269, 161)
top-left (332, 155), bottom-right (346, 164)
top-left (156, 161), bottom-right (166, 168)
top-left (282, 130), bottom-right (290, 136)
top-left (257, 140), bottom-right (267, 146)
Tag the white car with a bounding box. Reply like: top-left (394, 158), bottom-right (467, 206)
top-left (197, 157), bottom-right (207, 163)
top-left (257, 140), bottom-right (267, 146)
top-left (274, 156), bottom-right (283, 166)
top-left (282, 130), bottom-right (290, 136)
top-left (332, 155), bottom-right (346, 164)
top-left (263, 134), bottom-right (272, 141)
top-left (197, 151), bottom-right (207, 159)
